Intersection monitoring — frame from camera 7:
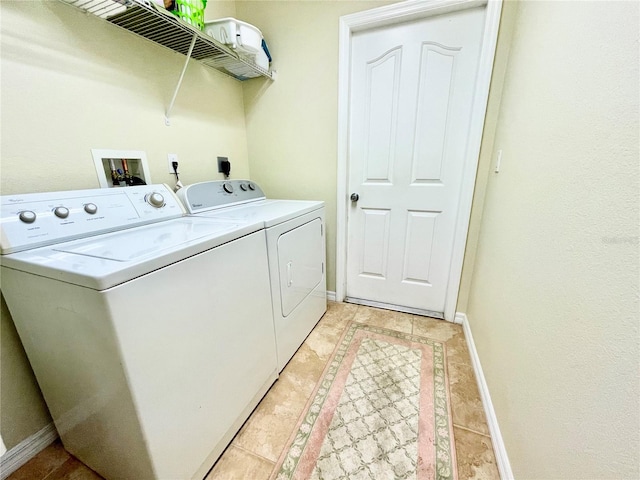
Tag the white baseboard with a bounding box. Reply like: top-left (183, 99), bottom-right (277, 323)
top-left (456, 312), bottom-right (515, 480)
top-left (326, 290), bottom-right (337, 302)
top-left (0, 423), bottom-right (58, 480)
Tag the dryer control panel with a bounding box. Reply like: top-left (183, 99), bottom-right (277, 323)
top-left (0, 184), bottom-right (185, 254)
top-left (177, 180), bottom-right (266, 214)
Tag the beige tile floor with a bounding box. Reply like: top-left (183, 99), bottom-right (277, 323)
top-left (8, 302), bottom-right (499, 480)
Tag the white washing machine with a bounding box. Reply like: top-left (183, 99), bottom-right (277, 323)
top-left (178, 180), bottom-right (326, 371)
top-left (0, 184), bottom-right (278, 480)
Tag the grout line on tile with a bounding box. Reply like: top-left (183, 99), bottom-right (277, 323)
top-left (452, 423), bottom-right (492, 438)
top-left (335, 307), bottom-right (359, 324)
top-left (232, 443), bottom-right (277, 466)
top-left (447, 358), bottom-right (474, 368)
top-left (41, 457), bottom-right (74, 480)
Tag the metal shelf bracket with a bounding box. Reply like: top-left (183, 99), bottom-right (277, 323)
top-left (165, 33), bottom-right (197, 126)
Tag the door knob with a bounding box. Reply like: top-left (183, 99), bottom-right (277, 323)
top-left (350, 193), bottom-right (359, 202)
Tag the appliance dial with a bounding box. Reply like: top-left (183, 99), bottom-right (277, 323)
top-left (239, 183), bottom-right (248, 191)
top-left (223, 183), bottom-right (234, 194)
top-left (84, 203), bottom-right (98, 215)
top-left (53, 206), bottom-right (70, 219)
top-left (247, 183), bottom-right (255, 191)
top-left (19, 210), bottom-right (36, 224)
top-left (145, 192), bottom-right (165, 208)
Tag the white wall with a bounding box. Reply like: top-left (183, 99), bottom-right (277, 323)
top-left (1, 1), bottom-right (250, 196)
top-left (466, 1), bottom-right (640, 478)
top-left (456, 0), bottom-right (518, 312)
top-left (0, 0), bottom-right (251, 448)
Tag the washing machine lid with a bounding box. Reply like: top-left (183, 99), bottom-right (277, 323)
top-left (197, 199), bottom-right (324, 228)
top-left (1, 216), bottom-right (261, 290)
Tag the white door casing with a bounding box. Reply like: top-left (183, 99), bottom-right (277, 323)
top-left (336, 0), bottom-right (503, 321)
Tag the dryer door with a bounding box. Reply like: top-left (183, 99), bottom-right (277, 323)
top-left (277, 218), bottom-right (323, 316)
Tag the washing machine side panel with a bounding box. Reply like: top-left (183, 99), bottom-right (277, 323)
top-left (105, 230), bottom-right (277, 480)
top-left (1, 267), bottom-right (156, 480)
top-left (267, 209), bottom-right (327, 371)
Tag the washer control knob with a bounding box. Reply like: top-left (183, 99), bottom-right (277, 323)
top-left (53, 206), bottom-right (70, 219)
top-left (146, 192), bottom-right (165, 208)
top-left (19, 210), bottom-right (36, 224)
top-left (247, 183), bottom-right (255, 191)
top-left (84, 203), bottom-right (98, 215)
top-left (239, 183), bottom-right (248, 191)
top-left (223, 183), bottom-right (234, 194)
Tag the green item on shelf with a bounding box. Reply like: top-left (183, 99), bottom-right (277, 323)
top-left (173, 0), bottom-right (207, 30)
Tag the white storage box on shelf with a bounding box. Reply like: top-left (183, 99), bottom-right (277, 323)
top-left (204, 18), bottom-right (263, 56)
top-left (254, 49), bottom-right (269, 70)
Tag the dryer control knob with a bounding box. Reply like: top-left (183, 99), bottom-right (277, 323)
top-left (54, 207), bottom-right (70, 219)
top-left (19, 210), bottom-right (36, 224)
top-left (223, 183), bottom-right (234, 194)
top-left (247, 183), bottom-right (255, 191)
top-left (84, 203), bottom-right (98, 215)
top-left (239, 183), bottom-right (248, 191)
top-left (146, 192), bottom-right (165, 208)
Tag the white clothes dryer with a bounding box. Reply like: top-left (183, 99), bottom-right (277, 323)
top-left (0, 184), bottom-right (278, 480)
top-left (178, 180), bottom-right (327, 371)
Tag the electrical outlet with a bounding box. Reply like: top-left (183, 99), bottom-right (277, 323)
top-left (168, 153), bottom-right (178, 173)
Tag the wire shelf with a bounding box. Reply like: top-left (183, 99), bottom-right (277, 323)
top-left (60, 0), bottom-right (274, 81)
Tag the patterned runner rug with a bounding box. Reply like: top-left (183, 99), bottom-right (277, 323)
top-left (272, 323), bottom-right (457, 480)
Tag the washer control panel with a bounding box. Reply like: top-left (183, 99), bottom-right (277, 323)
top-left (178, 180), bottom-right (265, 214)
top-left (0, 184), bottom-right (185, 254)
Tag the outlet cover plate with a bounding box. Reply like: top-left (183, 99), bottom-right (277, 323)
top-left (168, 153), bottom-right (178, 173)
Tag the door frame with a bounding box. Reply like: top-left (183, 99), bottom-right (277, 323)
top-left (335, 0), bottom-right (503, 321)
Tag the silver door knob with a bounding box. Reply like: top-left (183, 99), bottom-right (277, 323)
top-left (350, 193), bottom-right (359, 202)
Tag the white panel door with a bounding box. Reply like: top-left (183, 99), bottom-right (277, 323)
top-left (346, 7), bottom-right (486, 315)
